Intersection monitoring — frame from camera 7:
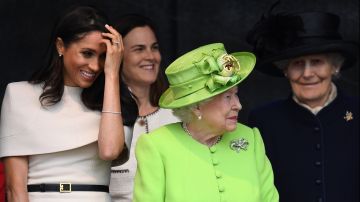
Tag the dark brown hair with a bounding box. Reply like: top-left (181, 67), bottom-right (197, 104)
top-left (115, 14), bottom-right (167, 107)
top-left (115, 14), bottom-right (167, 126)
top-left (29, 6), bottom-right (109, 108)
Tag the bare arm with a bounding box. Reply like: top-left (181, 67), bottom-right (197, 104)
top-left (98, 25), bottom-right (125, 160)
top-left (4, 156), bottom-right (29, 202)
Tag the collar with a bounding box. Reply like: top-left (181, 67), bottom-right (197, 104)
top-left (293, 82), bottom-right (337, 115)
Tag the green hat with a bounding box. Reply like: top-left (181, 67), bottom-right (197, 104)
top-left (159, 43), bottom-right (256, 109)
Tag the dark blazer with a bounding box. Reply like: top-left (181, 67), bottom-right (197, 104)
top-left (248, 90), bottom-right (359, 202)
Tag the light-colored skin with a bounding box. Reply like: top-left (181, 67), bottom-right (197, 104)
top-left (284, 54), bottom-right (339, 108)
top-left (4, 25), bottom-right (125, 202)
top-left (121, 26), bottom-right (161, 116)
top-left (186, 86), bottom-right (242, 146)
top-left (4, 157), bottom-right (28, 202)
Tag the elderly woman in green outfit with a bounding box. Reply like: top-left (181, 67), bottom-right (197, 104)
top-left (133, 43), bottom-right (279, 202)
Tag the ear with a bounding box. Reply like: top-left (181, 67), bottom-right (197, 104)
top-left (56, 37), bottom-right (65, 56)
top-left (283, 69), bottom-right (288, 77)
top-left (332, 64), bottom-right (341, 75)
top-left (191, 104), bottom-right (202, 120)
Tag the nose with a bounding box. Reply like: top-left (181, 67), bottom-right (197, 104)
top-left (89, 58), bottom-right (102, 72)
top-left (232, 98), bottom-right (242, 111)
top-left (144, 49), bottom-right (155, 60)
top-left (302, 62), bottom-right (314, 77)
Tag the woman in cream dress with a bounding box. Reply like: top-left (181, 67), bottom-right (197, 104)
top-left (0, 6), bottom-right (125, 202)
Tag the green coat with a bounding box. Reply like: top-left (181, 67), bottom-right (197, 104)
top-left (134, 122), bottom-right (279, 202)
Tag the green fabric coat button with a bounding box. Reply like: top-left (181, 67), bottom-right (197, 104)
top-left (210, 146), bottom-right (217, 153)
top-left (219, 185), bottom-right (225, 192)
top-left (216, 171), bottom-right (222, 178)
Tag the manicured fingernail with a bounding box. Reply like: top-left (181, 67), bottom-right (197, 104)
top-left (105, 24), bottom-right (110, 28)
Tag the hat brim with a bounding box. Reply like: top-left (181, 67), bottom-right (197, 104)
top-left (159, 52), bottom-right (256, 109)
top-left (256, 41), bottom-right (359, 77)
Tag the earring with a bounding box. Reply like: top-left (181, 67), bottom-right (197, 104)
top-left (59, 53), bottom-right (62, 57)
top-left (197, 115), bottom-right (202, 120)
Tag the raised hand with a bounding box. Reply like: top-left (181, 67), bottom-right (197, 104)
top-left (102, 24), bottom-right (124, 76)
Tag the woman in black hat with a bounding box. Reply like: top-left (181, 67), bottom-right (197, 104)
top-left (247, 11), bottom-right (358, 202)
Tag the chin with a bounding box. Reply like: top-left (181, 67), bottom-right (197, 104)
top-left (78, 81), bottom-right (95, 88)
top-left (226, 124), bottom-right (237, 132)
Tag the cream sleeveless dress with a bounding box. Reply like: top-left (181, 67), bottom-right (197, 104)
top-left (0, 81), bottom-right (111, 202)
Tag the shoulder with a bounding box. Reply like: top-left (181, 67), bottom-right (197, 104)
top-left (137, 123), bottom-right (181, 144)
top-left (6, 81), bottom-right (36, 89)
top-left (4, 81), bottom-right (41, 98)
top-left (148, 122), bottom-right (180, 137)
top-left (336, 90), bottom-right (359, 109)
top-left (226, 123), bottom-right (259, 141)
top-left (135, 123), bottom-right (181, 156)
top-left (156, 108), bottom-right (180, 123)
top-left (158, 108), bottom-right (173, 115)
top-left (1, 81), bottom-right (42, 117)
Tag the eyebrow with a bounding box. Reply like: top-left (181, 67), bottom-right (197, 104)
top-left (130, 44), bottom-right (146, 50)
top-left (80, 48), bottom-right (104, 54)
top-left (130, 42), bottom-right (159, 49)
top-left (81, 47), bottom-right (96, 51)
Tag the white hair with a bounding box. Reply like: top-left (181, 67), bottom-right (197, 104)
top-left (172, 97), bottom-right (213, 123)
top-left (274, 52), bottom-right (345, 77)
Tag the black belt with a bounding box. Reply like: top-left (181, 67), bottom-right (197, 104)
top-left (27, 183), bottom-right (109, 193)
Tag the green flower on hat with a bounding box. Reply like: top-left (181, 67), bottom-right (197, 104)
top-left (159, 43), bottom-right (256, 109)
top-left (195, 53), bottom-right (242, 92)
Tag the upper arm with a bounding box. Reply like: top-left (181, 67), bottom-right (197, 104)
top-left (133, 135), bottom-right (165, 202)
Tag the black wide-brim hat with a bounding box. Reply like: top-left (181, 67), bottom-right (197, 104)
top-left (247, 11), bottom-right (359, 77)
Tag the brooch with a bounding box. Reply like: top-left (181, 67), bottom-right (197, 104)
top-left (229, 138), bottom-right (249, 153)
top-left (344, 111), bottom-right (353, 122)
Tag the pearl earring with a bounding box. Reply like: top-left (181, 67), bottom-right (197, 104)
top-left (59, 53), bottom-right (62, 57)
top-left (198, 115), bottom-right (202, 120)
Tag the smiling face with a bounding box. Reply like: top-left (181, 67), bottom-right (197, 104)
top-left (197, 86), bottom-right (242, 134)
top-left (284, 54), bottom-right (338, 107)
top-left (57, 31), bottom-right (106, 88)
top-left (121, 26), bottom-right (161, 87)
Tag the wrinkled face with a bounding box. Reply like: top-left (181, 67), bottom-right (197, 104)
top-left (122, 26), bottom-right (161, 87)
top-left (284, 54), bottom-right (337, 107)
top-left (57, 31), bottom-right (106, 88)
top-left (198, 86), bottom-right (241, 134)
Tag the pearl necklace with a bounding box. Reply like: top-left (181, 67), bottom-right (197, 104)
top-left (181, 122), bottom-right (222, 147)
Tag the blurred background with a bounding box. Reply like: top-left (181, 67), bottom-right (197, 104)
top-left (0, 0), bottom-right (358, 122)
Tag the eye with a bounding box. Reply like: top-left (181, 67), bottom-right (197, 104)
top-left (224, 93), bottom-right (232, 99)
top-left (288, 60), bottom-right (305, 72)
top-left (82, 51), bottom-right (94, 58)
top-left (310, 59), bottom-right (323, 66)
top-left (292, 60), bottom-right (304, 67)
top-left (152, 44), bottom-right (160, 51)
top-left (133, 46), bottom-right (145, 52)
